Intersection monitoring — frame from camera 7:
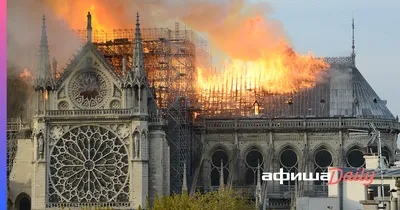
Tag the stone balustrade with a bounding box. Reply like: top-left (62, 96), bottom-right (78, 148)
top-left (203, 117), bottom-right (400, 132)
top-left (46, 202), bottom-right (131, 208)
top-left (38, 108), bottom-right (147, 118)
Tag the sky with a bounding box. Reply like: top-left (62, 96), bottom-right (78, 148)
top-left (251, 0), bottom-right (400, 119)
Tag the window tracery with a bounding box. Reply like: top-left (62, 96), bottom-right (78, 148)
top-left (313, 148), bottom-right (333, 187)
top-left (244, 149), bottom-right (263, 185)
top-left (210, 150), bottom-right (229, 186)
top-left (48, 125), bottom-right (129, 204)
top-left (346, 147), bottom-right (365, 168)
top-left (279, 148), bottom-right (298, 186)
top-left (68, 70), bottom-right (110, 109)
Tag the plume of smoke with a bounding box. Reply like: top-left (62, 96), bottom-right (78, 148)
top-left (327, 67), bottom-right (353, 91)
top-left (7, 0), bottom-right (82, 118)
top-left (7, 66), bottom-right (33, 119)
top-left (7, 0), bottom-right (82, 75)
top-left (41, 0), bottom-right (286, 61)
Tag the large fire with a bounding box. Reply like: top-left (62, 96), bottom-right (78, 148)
top-left (197, 42), bottom-right (329, 96)
top-left (39, 1), bottom-right (330, 114)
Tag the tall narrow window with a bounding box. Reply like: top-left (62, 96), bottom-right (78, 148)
top-left (314, 148), bottom-right (333, 196)
top-left (253, 100), bottom-right (259, 115)
top-left (244, 149), bottom-right (264, 185)
top-left (210, 150), bottom-right (229, 187)
top-left (280, 148), bottom-right (298, 186)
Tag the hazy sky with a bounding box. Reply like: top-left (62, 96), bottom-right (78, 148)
top-left (249, 0), bottom-right (400, 118)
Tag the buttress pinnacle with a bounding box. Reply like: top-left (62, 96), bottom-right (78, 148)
top-left (132, 11), bottom-right (145, 79)
top-left (37, 14), bottom-right (51, 83)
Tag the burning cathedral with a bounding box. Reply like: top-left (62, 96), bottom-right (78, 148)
top-left (7, 11), bottom-right (400, 210)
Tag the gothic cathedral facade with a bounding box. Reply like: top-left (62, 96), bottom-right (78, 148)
top-left (26, 13), bottom-right (169, 210)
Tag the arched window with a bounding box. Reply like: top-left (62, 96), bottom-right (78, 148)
top-left (280, 148), bottom-right (298, 186)
top-left (210, 150), bottom-right (229, 186)
top-left (314, 148), bottom-right (333, 186)
top-left (346, 147), bottom-right (365, 168)
top-left (244, 149), bottom-right (264, 185)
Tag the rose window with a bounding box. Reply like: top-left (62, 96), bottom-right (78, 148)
top-left (69, 71), bottom-right (109, 109)
top-left (48, 125), bottom-right (129, 204)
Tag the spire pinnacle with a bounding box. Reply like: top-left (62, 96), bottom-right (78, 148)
top-left (87, 12), bottom-right (92, 43)
top-left (219, 159), bottom-right (224, 190)
top-left (37, 14), bottom-right (51, 82)
top-left (132, 11), bottom-right (145, 78)
top-left (351, 15), bottom-right (356, 67)
top-left (182, 162), bottom-right (188, 193)
top-left (40, 15), bottom-right (48, 53)
top-left (255, 160), bottom-right (262, 207)
top-left (87, 12), bottom-right (92, 29)
top-left (257, 159), bottom-right (261, 188)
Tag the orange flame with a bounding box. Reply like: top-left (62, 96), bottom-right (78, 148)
top-left (19, 68), bottom-right (32, 79)
top-left (44, 1), bottom-right (129, 33)
top-left (44, 1), bottom-right (330, 105)
top-left (197, 42), bottom-right (329, 95)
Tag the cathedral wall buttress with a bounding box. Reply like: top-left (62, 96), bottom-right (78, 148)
top-left (129, 121), bottom-right (149, 209)
top-left (31, 120), bottom-right (47, 210)
top-left (162, 137), bottom-right (170, 195)
top-left (148, 130), bottom-right (166, 204)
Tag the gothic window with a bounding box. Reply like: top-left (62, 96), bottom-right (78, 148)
top-left (48, 125), bottom-right (129, 205)
top-left (280, 148), bottom-right (298, 186)
top-left (210, 150), bottom-right (229, 187)
top-left (313, 148), bottom-right (333, 189)
top-left (244, 149), bottom-right (263, 185)
top-left (346, 146), bottom-right (365, 168)
top-left (68, 70), bottom-right (110, 109)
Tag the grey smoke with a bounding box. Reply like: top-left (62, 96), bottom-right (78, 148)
top-left (7, 0), bottom-right (82, 74)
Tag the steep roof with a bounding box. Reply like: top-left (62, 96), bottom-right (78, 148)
top-left (256, 56), bottom-right (394, 119)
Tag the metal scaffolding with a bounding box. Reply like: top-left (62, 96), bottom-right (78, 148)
top-left (7, 118), bottom-right (22, 187)
top-left (74, 24), bottom-right (211, 194)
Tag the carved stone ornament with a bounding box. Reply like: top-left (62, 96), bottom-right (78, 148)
top-left (68, 70), bottom-right (111, 109)
top-left (48, 125), bottom-right (129, 203)
top-left (37, 133), bottom-right (44, 159)
top-left (133, 132), bottom-right (140, 158)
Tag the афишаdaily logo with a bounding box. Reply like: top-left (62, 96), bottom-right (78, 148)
top-left (262, 167), bottom-right (375, 186)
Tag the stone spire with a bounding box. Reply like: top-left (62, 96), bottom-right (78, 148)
top-left (219, 159), bottom-right (224, 190)
top-left (36, 15), bottom-right (51, 85)
top-left (351, 16), bottom-right (356, 67)
top-left (132, 12), bottom-right (145, 79)
top-left (182, 162), bottom-right (188, 193)
top-left (87, 12), bottom-right (92, 43)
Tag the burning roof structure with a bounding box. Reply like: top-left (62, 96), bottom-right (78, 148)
top-left (70, 26), bottom-right (394, 121)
